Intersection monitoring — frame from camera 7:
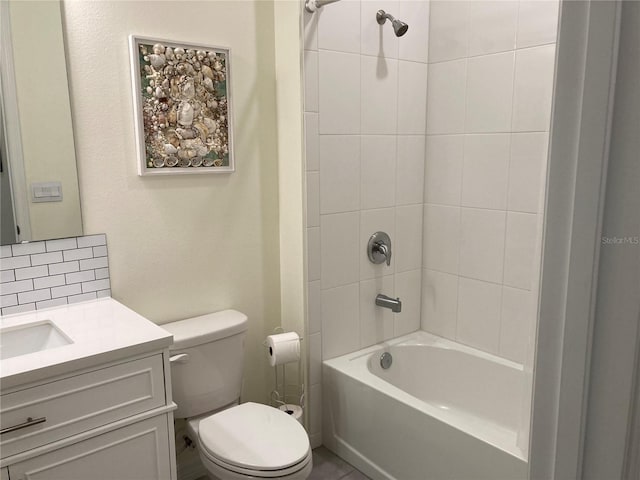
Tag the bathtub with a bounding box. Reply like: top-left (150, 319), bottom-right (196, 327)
top-left (322, 331), bottom-right (528, 480)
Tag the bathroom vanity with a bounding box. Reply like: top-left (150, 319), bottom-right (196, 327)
top-left (0, 298), bottom-right (177, 479)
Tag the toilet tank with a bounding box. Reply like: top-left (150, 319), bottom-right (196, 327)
top-left (162, 310), bottom-right (248, 419)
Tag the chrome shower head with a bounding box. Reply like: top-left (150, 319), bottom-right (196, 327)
top-left (376, 9), bottom-right (409, 37)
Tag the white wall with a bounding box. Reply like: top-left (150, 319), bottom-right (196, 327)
top-left (421, 0), bottom-right (558, 363)
top-left (62, 0), bottom-right (281, 403)
top-left (303, 0), bottom-right (431, 447)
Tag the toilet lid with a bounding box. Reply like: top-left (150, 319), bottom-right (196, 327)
top-left (198, 402), bottom-right (310, 471)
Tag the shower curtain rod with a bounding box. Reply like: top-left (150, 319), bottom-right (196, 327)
top-left (305, 0), bottom-right (341, 14)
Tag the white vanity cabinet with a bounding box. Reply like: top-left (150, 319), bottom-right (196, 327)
top-left (0, 299), bottom-right (177, 480)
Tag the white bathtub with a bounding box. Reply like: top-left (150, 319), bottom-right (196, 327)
top-left (322, 331), bottom-right (528, 480)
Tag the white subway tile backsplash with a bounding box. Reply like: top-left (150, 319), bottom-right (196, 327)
top-left (361, 56), bottom-right (399, 135)
top-left (397, 61), bottom-right (428, 135)
top-left (31, 251), bottom-right (63, 266)
top-left (360, 136), bottom-right (396, 209)
top-left (0, 235), bottom-right (112, 312)
top-left (45, 237), bottom-right (78, 251)
top-left (319, 50), bottom-right (361, 134)
top-left (1, 255), bottom-right (31, 271)
top-left (12, 241), bottom-right (45, 256)
top-left (77, 234), bottom-right (106, 248)
top-left (1, 270), bottom-right (15, 283)
top-left (66, 270), bottom-right (96, 285)
top-left (48, 261), bottom-right (80, 275)
top-left (15, 265), bottom-right (49, 281)
top-left (320, 135), bottom-right (360, 214)
top-left (68, 292), bottom-right (98, 304)
top-left (62, 248), bottom-right (93, 262)
top-left (0, 279), bottom-right (34, 295)
top-left (34, 275), bottom-right (66, 290)
top-left (465, 51), bottom-right (515, 133)
top-left (456, 277), bottom-right (501, 353)
top-left (1, 245), bottom-right (12, 258)
top-left (461, 134), bottom-right (510, 209)
top-left (512, 44), bottom-right (556, 132)
top-left (396, 135), bottom-right (426, 206)
top-left (426, 59), bottom-right (467, 134)
top-left (51, 283), bottom-right (82, 299)
top-left (18, 288), bottom-right (51, 304)
top-left (468, 1), bottom-right (518, 56)
top-left (79, 256), bottom-right (109, 271)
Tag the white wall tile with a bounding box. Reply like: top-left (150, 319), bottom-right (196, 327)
top-left (14, 265), bottom-right (48, 281)
top-left (423, 204), bottom-right (460, 274)
top-left (305, 113), bottom-right (319, 171)
top-left (465, 51), bottom-right (515, 133)
top-left (360, 275), bottom-right (394, 348)
top-left (517, 1), bottom-right (560, 49)
top-left (395, 204), bottom-right (423, 272)
top-left (360, 208), bottom-right (395, 279)
top-left (96, 289), bottom-right (111, 299)
top-left (308, 227), bottom-right (321, 281)
top-left (66, 270), bottom-right (96, 285)
top-left (308, 280), bottom-right (322, 334)
top-left (424, 134), bottom-right (463, 205)
top-left (428, 1), bottom-right (470, 63)
top-left (500, 286), bottom-right (533, 363)
top-left (1, 255), bottom-right (30, 270)
top-left (361, 56), bottom-right (399, 134)
top-left (48, 261), bottom-right (80, 275)
top-left (468, 1), bottom-right (518, 56)
top-left (310, 384), bottom-right (323, 435)
top-left (18, 288), bottom-right (51, 304)
top-left (394, 269), bottom-right (421, 336)
top-left (77, 234), bottom-right (106, 248)
top-left (421, 269), bottom-right (458, 339)
top-left (457, 277), bottom-right (501, 353)
top-left (319, 135), bottom-right (360, 214)
top-left (45, 237), bottom-right (78, 252)
top-left (0, 279), bottom-right (33, 295)
top-left (1, 270), bottom-right (15, 283)
top-left (33, 275), bottom-right (65, 290)
top-left (36, 297), bottom-right (68, 310)
top-left (317, 0), bottom-right (361, 53)
top-left (321, 283), bottom-right (360, 359)
top-left (319, 50), bottom-right (361, 134)
top-left (95, 268), bottom-right (109, 280)
top-left (321, 212), bottom-right (360, 289)
top-left (93, 245), bottom-right (108, 258)
top-left (512, 45), bottom-right (556, 132)
top-left (307, 172), bottom-right (320, 227)
top-left (1, 245), bottom-right (12, 258)
top-left (508, 132), bottom-right (548, 213)
top-left (2, 303), bottom-right (35, 315)
top-left (310, 333), bottom-right (322, 384)
top-left (68, 292), bottom-right (97, 304)
top-left (51, 283), bottom-right (82, 299)
top-left (396, 135), bottom-right (425, 206)
top-left (397, 61), bottom-right (428, 135)
top-left (61, 248), bottom-right (91, 262)
top-left (461, 134), bottom-right (510, 209)
top-left (399, 0), bottom-right (430, 63)
top-left (12, 242), bottom-right (45, 256)
top-left (459, 208), bottom-right (506, 283)
top-left (1, 294), bottom-right (17, 308)
top-left (361, 136), bottom-right (396, 209)
top-left (426, 59), bottom-right (466, 134)
top-left (79, 257), bottom-right (109, 271)
top-left (361, 0), bottom-right (400, 59)
top-left (503, 212), bottom-right (538, 289)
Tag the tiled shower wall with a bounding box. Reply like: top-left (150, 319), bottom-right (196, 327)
top-left (420, 0), bottom-right (558, 363)
top-left (304, 0), bottom-right (430, 447)
top-left (0, 234), bottom-right (111, 315)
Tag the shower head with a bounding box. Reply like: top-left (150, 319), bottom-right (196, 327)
top-left (376, 10), bottom-right (409, 37)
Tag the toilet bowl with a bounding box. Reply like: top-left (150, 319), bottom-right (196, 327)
top-left (162, 311), bottom-right (311, 480)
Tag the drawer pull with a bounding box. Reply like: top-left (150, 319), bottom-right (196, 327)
top-left (1, 416), bottom-right (47, 435)
top-left (169, 353), bottom-right (189, 364)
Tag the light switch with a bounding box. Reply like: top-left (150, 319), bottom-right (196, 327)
top-left (31, 182), bottom-right (63, 203)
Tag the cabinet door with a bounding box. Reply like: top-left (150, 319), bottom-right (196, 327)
top-left (8, 415), bottom-right (172, 480)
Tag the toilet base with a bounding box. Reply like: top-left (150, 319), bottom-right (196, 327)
top-left (198, 451), bottom-right (312, 480)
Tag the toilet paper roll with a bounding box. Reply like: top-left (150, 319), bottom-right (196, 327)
top-left (279, 404), bottom-right (303, 424)
top-left (266, 332), bottom-right (300, 367)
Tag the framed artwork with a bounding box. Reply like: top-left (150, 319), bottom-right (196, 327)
top-left (129, 36), bottom-right (234, 175)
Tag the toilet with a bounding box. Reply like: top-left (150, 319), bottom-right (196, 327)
top-left (163, 310), bottom-right (312, 480)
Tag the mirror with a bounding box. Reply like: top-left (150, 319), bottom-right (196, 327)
top-left (0, 0), bottom-right (82, 245)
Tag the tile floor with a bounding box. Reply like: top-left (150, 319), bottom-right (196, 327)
top-left (309, 447), bottom-right (370, 480)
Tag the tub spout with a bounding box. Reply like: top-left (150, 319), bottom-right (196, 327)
top-left (375, 294), bottom-right (402, 313)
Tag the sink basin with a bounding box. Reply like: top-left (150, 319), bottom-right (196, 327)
top-left (0, 321), bottom-right (73, 360)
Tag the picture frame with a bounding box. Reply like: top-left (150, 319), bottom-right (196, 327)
top-left (129, 35), bottom-right (234, 176)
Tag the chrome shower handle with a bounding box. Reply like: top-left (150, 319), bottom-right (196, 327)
top-left (367, 231), bottom-right (392, 266)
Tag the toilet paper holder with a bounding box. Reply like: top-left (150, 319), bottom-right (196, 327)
top-left (263, 327), bottom-right (305, 414)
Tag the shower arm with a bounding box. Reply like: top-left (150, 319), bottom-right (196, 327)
top-left (305, 0), bottom-right (341, 14)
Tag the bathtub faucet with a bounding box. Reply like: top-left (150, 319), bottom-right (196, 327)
top-left (375, 294), bottom-right (402, 313)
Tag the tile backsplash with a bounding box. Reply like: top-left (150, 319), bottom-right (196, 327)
top-left (0, 234), bottom-right (111, 316)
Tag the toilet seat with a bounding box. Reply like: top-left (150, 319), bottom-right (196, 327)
top-left (196, 402), bottom-right (311, 478)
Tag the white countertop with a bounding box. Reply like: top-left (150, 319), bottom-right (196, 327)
top-left (0, 298), bottom-right (173, 390)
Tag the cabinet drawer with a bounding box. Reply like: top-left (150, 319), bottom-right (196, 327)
top-left (7, 414), bottom-right (172, 480)
top-left (1, 355), bottom-right (165, 457)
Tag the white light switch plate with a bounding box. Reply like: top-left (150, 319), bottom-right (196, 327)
top-left (31, 182), bottom-right (63, 203)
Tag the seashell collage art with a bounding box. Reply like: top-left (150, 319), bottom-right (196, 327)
top-left (132, 38), bottom-right (232, 173)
